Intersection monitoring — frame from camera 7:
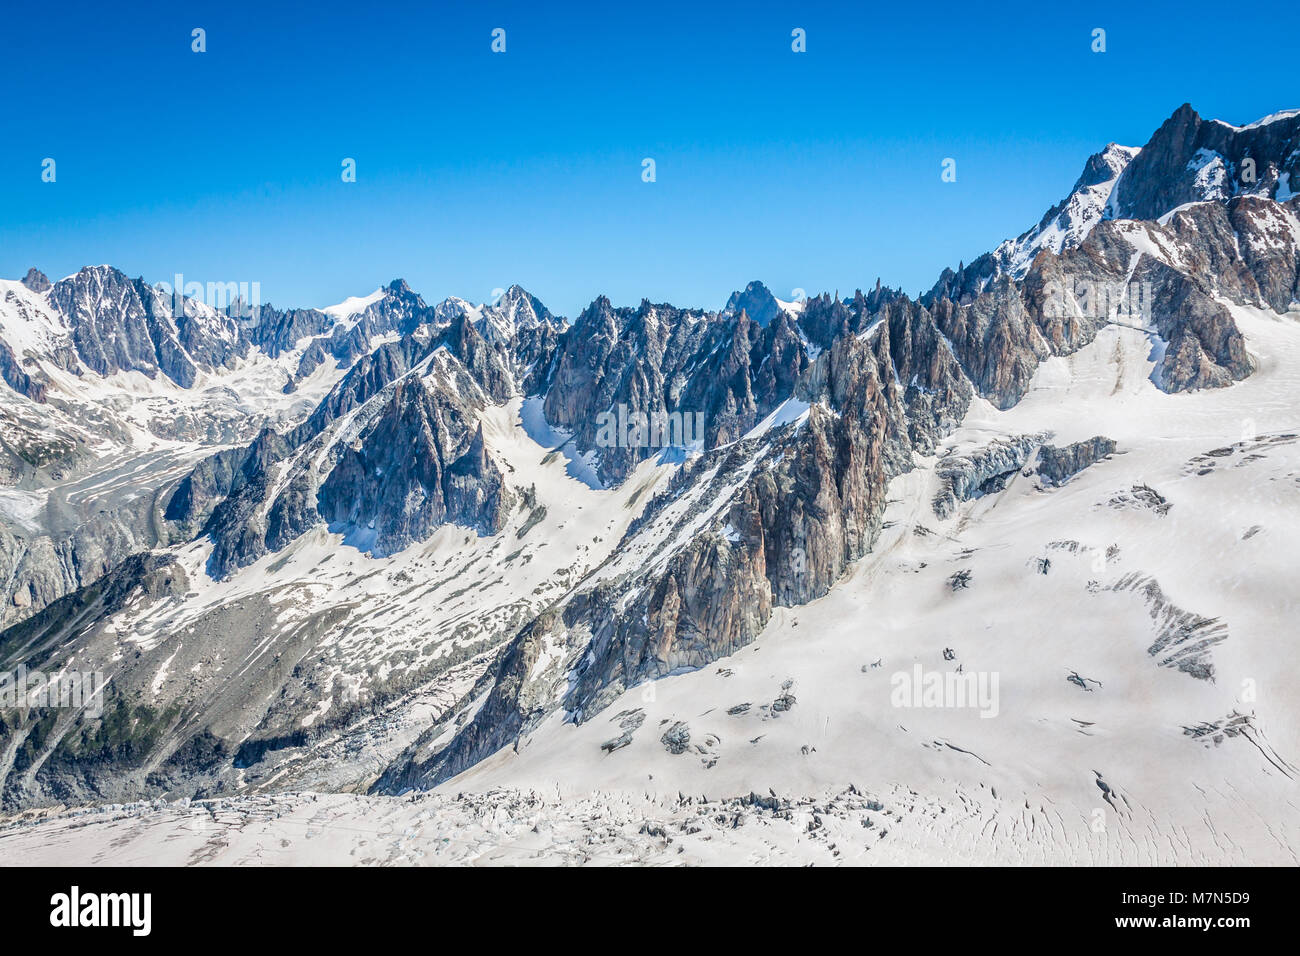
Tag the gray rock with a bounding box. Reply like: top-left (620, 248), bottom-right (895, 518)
top-left (723, 280), bottom-right (783, 327)
top-left (1037, 436), bottom-right (1116, 486)
top-left (20, 268), bottom-right (50, 293)
top-left (660, 722), bottom-right (690, 755)
top-left (933, 435), bottom-right (1046, 518)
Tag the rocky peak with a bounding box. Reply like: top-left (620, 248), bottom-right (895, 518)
top-left (469, 285), bottom-right (557, 345)
top-left (723, 280), bottom-right (782, 327)
top-left (21, 267), bottom-right (50, 293)
top-left (1078, 143), bottom-right (1140, 190)
top-left (47, 265), bottom-right (180, 382)
top-left (432, 296), bottom-right (474, 324)
top-left (494, 284), bottom-right (557, 328)
top-left (1112, 103), bottom-right (1300, 219)
top-left (971, 143), bottom-right (1141, 285)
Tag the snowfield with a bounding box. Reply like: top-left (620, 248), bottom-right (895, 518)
top-left (5, 306), bottom-right (1299, 865)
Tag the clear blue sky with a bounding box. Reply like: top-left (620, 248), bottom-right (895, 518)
top-left (2, 0), bottom-right (1294, 317)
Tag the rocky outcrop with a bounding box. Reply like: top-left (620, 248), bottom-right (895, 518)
top-left (1139, 257), bottom-right (1253, 391)
top-left (537, 297), bottom-right (795, 484)
top-left (163, 428), bottom-right (291, 539)
top-left (199, 316), bottom-right (519, 578)
top-left (1226, 198), bottom-right (1300, 313)
top-left (20, 268), bottom-right (50, 293)
top-left (316, 384), bottom-right (512, 556)
top-left (930, 281), bottom-right (1051, 409)
top-left (0, 340), bottom-right (46, 403)
top-left (932, 435), bottom-right (1046, 518)
top-left (1036, 436), bottom-right (1117, 486)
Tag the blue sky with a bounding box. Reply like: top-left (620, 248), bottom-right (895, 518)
top-left (2, 0), bottom-right (1294, 317)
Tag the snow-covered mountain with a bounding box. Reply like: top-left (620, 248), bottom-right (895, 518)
top-left (2, 104), bottom-right (1299, 865)
top-left (932, 104), bottom-right (1300, 298)
top-left (0, 272), bottom-right (565, 633)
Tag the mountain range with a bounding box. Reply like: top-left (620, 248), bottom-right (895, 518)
top-left (2, 104), bottom-right (1299, 864)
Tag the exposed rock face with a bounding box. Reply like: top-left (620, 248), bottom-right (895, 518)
top-left (1037, 436), bottom-right (1117, 487)
top-left (723, 281), bottom-right (784, 327)
top-left (923, 194), bottom-right (1281, 405)
top-left (1111, 104), bottom-right (1300, 221)
top-left (932, 435), bottom-right (1046, 519)
top-left (248, 304), bottom-right (336, 360)
top-left (660, 721), bottom-right (690, 754)
top-left (1138, 257), bottom-right (1253, 391)
top-left (0, 339), bottom-right (46, 402)
top-left (0, 511), bottom-right (153, 624)
top-left (1227, 198), bottom-right (1300, 312)
top-left (47, 266), bottom-right (247, 387)
top-left (20, 268), bottom-right (50, 293)
top-left (198, 314), bottom-right (521, 578)
top-left (535, 296), bottom-right (805, 485)
top-left (879, 298), bottom-right (974, 451)
top-left (317, 390), bottom-right (512, 556)
top-left (930, 280), bottom-right (1052, 409)
top-left (163, 428), bottom-right (291, 539)
top-left (0, 552), bottom-right (190, 808)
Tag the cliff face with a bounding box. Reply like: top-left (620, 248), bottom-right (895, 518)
top-left (1037, 437), bottom-right (1117, 487)
top-left (200, 317), bottom-right (521, 579)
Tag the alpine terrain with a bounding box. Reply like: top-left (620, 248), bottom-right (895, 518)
top-left (2, 104), bottom-right (1299, 865)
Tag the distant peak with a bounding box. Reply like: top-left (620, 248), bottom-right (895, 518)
top-left (490, 284), bottom-right (555, 327)
top-left (56, 264), bottom-right (131, 287)
top-left (21, 267), bottom-right (50, 293)
top-left (724, 280), bottom-right (780, 327)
